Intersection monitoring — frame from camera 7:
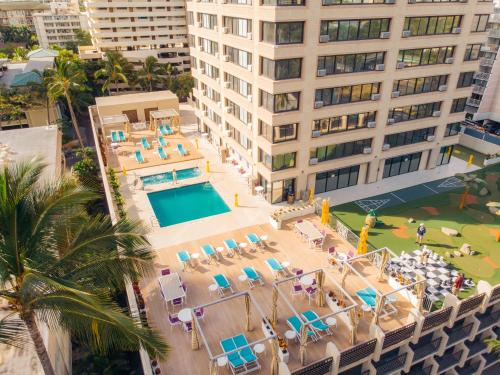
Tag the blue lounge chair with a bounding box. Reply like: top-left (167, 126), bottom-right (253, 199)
top-left (356, 287), bottom-right (377, 308)
top-left (158, 136), bottom-right (167, 147)
top-left (111, 131), bottom-right (119, 143)
top-left (159, 125), bottom-right (168, 135)
top-left (213, 274), bottom-right (233, 295)
top-left (246, 233), bottom-right (262, 251)
top-left (157, 147), bottom-right (167, 160)
top-left (118, 130), bottom-right (126, 142)
top-left (201, 244), bottom-right (218, 264)
top-left (265, 258), bottom-right (285, 279)
top-left (134, 150), bottom-right (145, 164)
top-left (165, 124), bottom-right (174, 135)
top-left (141, 137), bottom-right (151, 149)
top-left (242, 267), bottom-right (264, 287)
top-left (233, 335), bottom-right (259, 366)
top-left (224, 239), bottom-right (241, 257)
top-left (177, 143), bottom-right (187, 156)
top-left (220, 338), bottom-right (245, 372)
top-left (176, 250), bottom-right (191, 270)
top-left (287, 316), bottom-right (317, 342)
top-left (302, 310), bottom-right (333, 337)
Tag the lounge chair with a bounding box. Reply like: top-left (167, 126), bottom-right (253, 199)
top-left (177, 143), bottom-right (188, 156)
top-left (213, 274), bottom-right (233, 296)
top-left (118, 130), bottom-right (126, 142)
top-left (141, 137), bottom-right (151, 149)
top-left (111, 131), bottom-right (119, 143)
top-left (265, 258), bottom-right (285, 279)
top-left (246, 233), bottom-right (262, 251)
top-left (176, 250), bottom-right (191, 270)
top-left (220, 338), bottom-right (246, 373)
top-left (158, 136), bottom-right (167, 147)
top-left (242, 267), bottom-right (264, 287)
top-left (286, 315), bottom-right (317, 342)
top-left (233, 335), bottom-right (260, 370)
top-left (201, 244), bottom-right (218, 264)
top-left (135, 150), bottom-right (145, 164)
top-left (224, 239), bottom-right (240, 257)
top-left (165, 124), bottom-right (174, 135)
top-left (302, 310), bottom-right (333, 337)
top-left (157, 146), bottom-right (168, 160)
top-left (159, 125), bottom-right (168, 136)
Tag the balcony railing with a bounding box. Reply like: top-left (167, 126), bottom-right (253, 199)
top-left (473, 71), bottom-right (490, 81)
top-left (482, 351), bottom-right (498, 366)
top-left (466, 339), bottom-right (487, 357)
top-left (456, 362), bottom-right (481, 375)
top-left (472, 85), bottom-right (486, 95)
top-left (477, 309), bottom-right (500, 331)
top-left (457, 293), bottom-right (486, 317)
top-left (374, 352), bottom-right (408, 375)
top-left (339, 339), bottom-right (377, 369)
top-left (407, 365), bottom-right (433, 375)
top-left (421, 307), bottom-right (452, 333)
top-left (480, 58), bottom-right (495, 67)
top-left (445, 323), bottom-right (474, 345)
top-left (466, 98), bottom-right (482, 107)
top-left (383, 322), bottom-right (417, 349)
top-left (411, 337), bottom-right (442, 362)
top-left (437, 350), bottom-right (463, 372)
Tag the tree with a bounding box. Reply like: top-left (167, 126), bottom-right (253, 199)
top-left (27, 70), bottom-right (53, 126)
top-left (11, 47), bottom-right (29, 62)
top-left (94, 52), bottom-right (130, 95)
top-left (74, 29), bottom-right (92, 46)
top-left (485, 339), bottom-right (500, 353)
top-left (137, 56), bottom-right (163, 92)
top-left (0, 160), bottom-right (169, 375)
top-left (171, 72), bottom-right (194, 101)
top-left (73, 147), bottom-right (99, 187)
top-left (455, 173), bottom-right (488, 210)
top-left (0, 25), bottom-right (33, 44)
top-left (46, 59), bottom-right (87, 148)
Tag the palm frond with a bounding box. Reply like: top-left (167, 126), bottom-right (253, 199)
top-left (0, 314), bottom-right (30, 349)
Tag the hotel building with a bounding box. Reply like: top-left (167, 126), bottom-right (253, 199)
top-left (186, 0), bottom-right (493, 204)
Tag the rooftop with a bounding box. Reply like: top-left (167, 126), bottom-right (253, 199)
top-left (95, 90), bottom-right (178, 107)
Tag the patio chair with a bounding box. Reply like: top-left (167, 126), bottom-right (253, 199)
top-left (201, 244), bottom-right (219, 264)
top-left (168, 313), bottom-right (181, 330)
top-left (213, 274), bottom-right (234, 296)
top-left (286, 316), bottom-right (317, 342)
top-left (134, 149), bottom-right (145, 164)
top-left (294, 269), bottom-right (304, 276)
top-left (302, 310), bottom-right (333, 337)
top-left (305, 286), bottom-right (317, 305)
top-left (111, 131), bottom-right (119, 143)
top-left (160, 268), bottom-right (171, 276)
top-left (265, 258), bottom-right (285, 279)
top-left (242, 266), bottom-right (264, 288)
top-left (346, 250), bottom-right (355, 259)
top-left (183, 321), bottom-right (192, 333)
top-left (140, 137), bottom-right (151, 150)
top-left (118, 130), bottom-right (126, 142)
top-left (176, 250), bottom-right (191, 271)
top-left (233, 335), bottom-right (260, 370)
top-left (177, 143), bottom-right (188, 156)
top-left (246, 233), bottom-right (262, 251)
top-left (194, 307), bottom-right (205, 319)
top-left (291, 282), bottom-right (303, 297)
top-left (158, 136), bottom-right (167, 147)
top-left (157, 146), bottom-right (168, 160)
top-left (220, 338), bottom-right (246, 374)
top-left (224, 239), bottom-right (240, 257)
top-left (171, 297), bottom-right (183, 309)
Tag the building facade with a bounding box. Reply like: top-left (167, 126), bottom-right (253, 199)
top-left (186, 0), bottom-right (493, 204)
top-left (0, 0), bottom-right (49, 29)
top-left (84, 0), bottom-right (190, 70)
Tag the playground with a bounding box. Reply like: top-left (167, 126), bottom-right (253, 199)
top-left (333, 164), bottom-right (500, 293)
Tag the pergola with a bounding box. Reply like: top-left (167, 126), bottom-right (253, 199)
top-left (273, 269), bottom-right (359, 366)
top-left (101, 114), bottom-right (130, 144)
top-left (149, 108), bottom-right (180, 132)
top-left (190, 291), bottom-right (279, 375)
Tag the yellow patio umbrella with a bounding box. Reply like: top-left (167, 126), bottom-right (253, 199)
top-left (271, 287), bottom-right (278, 327)
top-left (299, 323), bottom-right (308, 365)
top-left (209, 360), bottom-right (219, 375)
top-left (234, 193), bottom-right (239, 207)
top-left (122, 166), bottom-right (127, 176)
top-left (348, 307), bottom-right (359, 345)
top-left (320, 199), bottom-right (330, 225)
top-left (372, 294), bottom-right (385, 325)
top-left (341, 263), bottom-right (350, 289)
top-left (191, 312), bottom-right (200, 350)
top-left (377, 249), bottom-right (390, 281)
top-left (315, 270), bottom-right (325, 307)
top-left (308, 187), bottom-right (314, 203)
top-left (270, 339), bottom-right (279, 375)
top-left (415, 275), bottom-right (426, 313)
top-left (357, 225), bottom-right (369, 255)
top-left (245, 294), bottom-right (252, 332)
top-left (206, 160), bottom-right (210, 173)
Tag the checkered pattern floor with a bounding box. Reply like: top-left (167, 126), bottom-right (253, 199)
top-left (387, 249), bottom-right (473, 302)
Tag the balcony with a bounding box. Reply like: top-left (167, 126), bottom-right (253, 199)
top-left (477, 307), bottom-right (500, 331)
top-left (411, 337), bottom-right (442, 362)
top-left (466, 98), bottom-right (481, 107)
top-left (456, 361), bottom-right (482, 375)
top-left (473, 71), bottom-right (490, 81)
top-left (373, 350), bottom-right (407, 375)
top-left (406, 363), bottom-right (434, 375)
top-left (482, 351), bottom-right (499, 367)
top-left (444, 322), bottom-right (473, 346)
top-left (466, 339), bottom-right (488, 357)
top-left (480, 58), bottom-right (495, 67)
top-left (472, 85), bottom-right (486, 95)
top-left (436, 349), bottom-right (463, 373)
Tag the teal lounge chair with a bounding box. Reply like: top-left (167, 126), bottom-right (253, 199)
top-left (213, 274), bottom-right (233, 295)
top-left (177, 143), bottom-right (187, 156)
top-left (220, 338), bottom-right (245, 372)
top-left (302, 310), bottom-right (333, 337)
top-left (287, 316), bottom-right (317, 342)
top-left (111, 131), bottom-right (119, 143)
top-left (141, 137), bottom-right (151, 149)
top-left (356, 287), bottom-right (377, 308)
top-left (135, 150), bottom-right (145, 164)
top-left (224, 239), bottom-right (241, 256)
top-left (159, 125), bottom-right (168, 135)
top-left (118, 130), bottom-right (126, 142)
top-left (158, 136), bottom-right (167, 147)
top-left (165, 124), bottom-right (174, 135)
top-left (176, 250), bottom-right (191, 270)
top-left (242, 267), bottom-right (264, 287)
top-left (265, 258), bottom-right (285, 279)
top-left (233, 335), bottom-right (259, 368)
top-left (157, 147), bottom-right (167, 160)
top-left (201, 244), bottom-right (218, 264)
top-left (246, 233), bottom-right (262, 250)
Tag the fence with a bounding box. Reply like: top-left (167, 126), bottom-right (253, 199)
top-left (463, 126), bottom-right (500, 146)
top-left (329, 214), bottom-right (377, 253)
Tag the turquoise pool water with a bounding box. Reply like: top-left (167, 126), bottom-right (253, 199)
top-left (147, 182), bottom-right (231, 227)
top-left (141, 167), bottom-right (201, 186)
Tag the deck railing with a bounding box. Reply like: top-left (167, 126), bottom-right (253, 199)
top-left (374, 352), bottom-right (407, 375)
top-left (339, 339), bottom-right (377, 369)
top-left (422, 307), bottom-right (453, 332)
top-left (457, 293), bottom-right (486, 317)
top-left (383, 322), bottom-right (417, 349)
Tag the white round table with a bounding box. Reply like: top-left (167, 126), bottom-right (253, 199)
top-left (239, 242), bottom-right (248, 251)
top-left (361, 304), bottom-right (372, 314)
top-left (178, 308), bottom-right (192, 322)
top-left (300, 275), bottom-right (314, 286)
top-left (217, 356), bottom-right (228, 367)
top-left (238, 274), bottom-right (248, 283)
top-left (255, 186), bottom-right (264, 196)
top-left (253, 343), bottom-right (265, 356)
top-left (325, 317), bottom-right (337, 327)
top-left (208, 284), bottom-right (218, 295)
top-left (284, 330), bottom-right (296, 342)
top-left (260, 235), bottom-right (268, 242)
top-left (216, 246), bottom-right (225, 256)
top-left (191, 252), bottom-right (200, 267)
top-left (281, 261), bottom-right (291, 270)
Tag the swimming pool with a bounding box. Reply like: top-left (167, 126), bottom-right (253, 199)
top-left (141, 167), bottom-right (201, 186)
top-left (147, 182), bottom-right (231, 227)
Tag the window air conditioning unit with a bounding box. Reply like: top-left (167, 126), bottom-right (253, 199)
top-left (247, 65), bottom-right (252, 72)
top-left (363, 147), bottom-right (372, 154)
top-left (317, 69), bottom-right (327, 77)
top-left (311, 130), bottom-right (321, 138)
top-left (197, 45), bottom-right (203, 51)
top-left (247, 95), bottom-right (252, 102)
top-left (382, 143), bottom-right (391, 151)
top-left (319, 35), bottom-right (329, 43)
top-left (375, 64), bottom-right (385, 71)
top-left (391, 91), bottom-right (400, 98)
top-left (247, 32), bottom-right (252, 40)
top-left (445, 57), bottom-right (454, 64)
top-left (452, 27), bottom-right (461, 34)
top-left (402, 30), bottom-right (412, 38)
top-left (396, 62), bottom-right (406, 69)
top-left (223, 55), bottom-right (230, 62)
top-left (427, 135), bottom-right (436, 142)
top-left (380, 31), bottom-right (391, 39)
top-left (385, 0), bottom-right (396, 3)
top-left (408, 0), bottom-right (416, 3)
top-left (387, 118), bottom-right (395, 124)
top-left (438, 84), bottom-right (448, 92)
top-left (309, 158), bottom-right (318, 165)
top-left (314, 101), bottom-right (324, 109)
top-left (196, 22), bottom-right (202, 28)
top-left (367, 121), bottom-right (376, 128)
top-left (224, 81), bottom-right (230, 88)
top-left (224, 106), bottom-right (232, 113)
top-left (432, 110), bottom-right (441, 117)
top-left (371, 93), bottom-right (381, 100)
top-left (221, 27), bottom-right (228, 34)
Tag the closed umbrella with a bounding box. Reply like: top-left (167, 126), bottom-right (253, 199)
top-left (270, 339), bottom-right (279, 375)
top-left (271, 287), bottom-right (278, 327)
top-left (191, 311), bottom-right (200, 350)
top-left (372, 294), bottom-right (385, 325)
top-left (245, 294), bottom-right (252, 331)
top-left (377, 249), bottom-right (390, 281)
top-left (341, 263), bottom-right (350, 289)
top-left (316, 270), bottom-right (325, 307)
top-left (348, 307), bottom-right (359, 345)
top-left (415, 275), bottom-right (426, 313)
top-left (299, 323), bottom-right (308, 365)
top-left (357, 226), bottom-right (369, 255)
top-left (209, 359), bottom-right (218, 375)
top-left (321, 199), bottom-right (330, 225)
top-left (309, 187), bottom-right (314, 204)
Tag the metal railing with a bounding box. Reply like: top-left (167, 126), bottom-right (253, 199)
top-left (480, 57), bottom-right (496, 66)
top-left (422, 307), bottom-right (453, 332)
top-left (473, 71), bottom-right (490, 80)
top-left (457, 293), bottom-right (486, 317)
top-left (466, 98), bottom-right (481, 107)
top-left (412, 337), bottom-right (442, 362)
top-left (374, 353), bottom-right (408, 375)
top-left (472, 85), bottom-right (486, 95)
top-left (437, 350), bottom-right (463, 372)
top-left (330, 214), bottom-right (377, 252)
top-left (445, 323), bottom-right (473, 345)
top-left (383, 322), bottom-right (417, 349)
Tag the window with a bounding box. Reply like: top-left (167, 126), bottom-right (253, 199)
top-left (409, 0), bottom-right (462, 2)
top-left (259, 149), bottom-right (297, 171)
top-left (199, 13), bottom-right (217, 30)
top-left (310, 138), bottom-right (372, 162)
top-left (437, 145), bottom-right (453, 166)
top-left (312, 111), bottom-right (376, 136)
top-left (457, 72), bottom-right (474, 88)
top-left (226, 123), bottom-right (252, 150)
top-left (444, 122), bottom-right (461, 136)
top-left (388, 102), bottom-right (442, 124)
top-left (259, 121), bottom-right (298, 143)
top-left (315, 82), bottom-right (380, 107)
top-left (323, 0), bottom-right (391, 4)
top-left (262, 22), bottom-right (304, 45)
top-left (450, 97), bottom-right (467, 113)
top-left (261, 57), bottom-right (302, 80)
top-left (263, 0), bottom-right (305, 5)
top-left (317, 52), bottom-right (385, 75)
top-left (398, 46), bottom-right (455, 68)
top-left (383, 152), bottom-right (422, 178)
top-left (320, 18), bottom-right (390, 42)
top-left (384, 127), bottom-right (436, 148)
top-left (225, 73), bottom-right (252, 97)
top-left (203, 104), bottom-right (221, 125)
top-left (225, 99), bottom-right (252, 124)
top-left (270, 178), bottom-right (296, 205)
top-left (260, 90), bottom-right (300, 113)
top-left (199, 37), bottom-right (218, 55)
top-left (200, 61), bottom-right (219, 79)
top-left (464, 44), bottom-right (482, 61)
top-left (224, 46), bottom-right (252, 68)
top-left (393, 75), bottom-right (448, 96)
top-left (471, 14), bottom-right (489, 32)
top-left (201, 83), bottom-right (221, 102)
top-left (403, 16), bottom-right (462, 37)
top-left (223, 17), bottom-right (252, 37)
top-left (315, 165), bottom-right (360, 194)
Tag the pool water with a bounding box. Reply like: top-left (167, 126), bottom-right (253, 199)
top-left (147, 182), bottom-right (231, 227)
top-left (141, 167), bottom-right (201, 186)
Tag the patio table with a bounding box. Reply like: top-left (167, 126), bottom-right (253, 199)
top-left (178, 308), bottom-right (192, 323)
top-left (294, 220), bottom-right (324, 248)
top-left (159, 273), bottom-right (186, 305)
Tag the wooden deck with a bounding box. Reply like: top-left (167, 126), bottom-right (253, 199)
top-left (141, 215), bottom-right (413, 374)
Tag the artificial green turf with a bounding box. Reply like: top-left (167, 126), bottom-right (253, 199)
top-left (333, 165), bottom-right (500, 294)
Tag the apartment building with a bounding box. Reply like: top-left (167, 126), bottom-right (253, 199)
top-left (84, 0), bottom-right (190, 70)
top-left (187, 0), bottom-right (493, 204)
top-left (0, 0), bottom-right (49, 29)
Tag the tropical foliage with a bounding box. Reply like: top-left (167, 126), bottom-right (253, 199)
top-left (0, 160), bottom-right (169, 375)
top-left (0, 25), bottom-right (34, 44)
top-left (94, 51), bottom-right (133, 94)
top-left (455, 173), bottom-right (488, 210)
top-left (137, 56), bottom-right (163, 92)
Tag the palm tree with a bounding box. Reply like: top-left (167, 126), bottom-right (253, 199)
top-left (45, 59), bottom-right (85, 148)
top-left (0, 160), bottom-right (169, 375)
top-left (161, 63), bottom-right (175, 90)
top-left (94, 51), bottom-right (129, 95)
top-left (11, 47), bottom-right (28, 62)
top-left (137, 56), bottom-right (162, 92)
top-left (485, 339), bottom-right (500, 353)
top-left (28, 70), bottom-right (53, 126)
top-left (455, 173), bottom-right (488, 210)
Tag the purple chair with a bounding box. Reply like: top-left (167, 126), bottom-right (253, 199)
top-left (182, 282), bottom-right (187, 292)
top-left (161, 268), bottom-right (171, 276)
top-left (291, 283), bottom-right (303, 297)
top-left (168, 313), bottom-right (180, 330)
top-left (171, 297), bottom-right (183, 308)
top-left (295, 269), bottom-right (304, 276)
top-left (305, 287), bottom-right (317, 305)
top-left (184, 321), bottom-right (193, 333)
top-left (195, 307), bottom-right (205, 319)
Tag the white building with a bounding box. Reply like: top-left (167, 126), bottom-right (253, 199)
top-left (0, 0), bottom-right (49, 29)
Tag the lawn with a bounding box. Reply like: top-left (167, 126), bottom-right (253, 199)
top-left (333, 164), bottom-right (500, 293)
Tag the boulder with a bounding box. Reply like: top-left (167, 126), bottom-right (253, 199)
top-left (445, 251), bottom-right (452, 258)
top-left (459, 243), bottom-right (472, 255)
top-left (442, 227), bottom-right (459, 236)
top-left (479, 187), bottom-right (489, 196)
top-left (453, 250), bottom-right (463, 257)
top-left (408, 217), bottom-right (416, 223)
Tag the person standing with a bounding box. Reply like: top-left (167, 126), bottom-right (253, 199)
top-left (452, 273), bottom-right (464, 295)
top-left (416, 223), bottom-right (426, 246)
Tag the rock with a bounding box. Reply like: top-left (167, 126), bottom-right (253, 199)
top-left (488, 207), bottom-right (499, 215)
top-left (441, 227), bottom-right (459, 236)
top-left (479, 187), bottom-right (489, 196)
top-left (445, 252), bottom-right (452, 258)
top-left (453, 250), bottom-right (463, 257)
top-left (408, 218), bottom-right (416, 223)
top-left (460, 243), bottom-right (472, 255)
